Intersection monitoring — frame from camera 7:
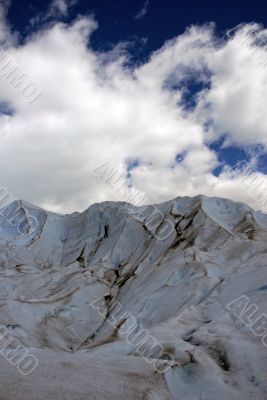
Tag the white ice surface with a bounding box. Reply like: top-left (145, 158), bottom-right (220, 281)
top-left (0, 195), bottom-right (266, 399)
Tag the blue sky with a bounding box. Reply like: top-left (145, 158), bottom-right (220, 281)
top-left (0, 0), bottom-right (266, 212)
top-left (6, 0), bottom-right (267, 56)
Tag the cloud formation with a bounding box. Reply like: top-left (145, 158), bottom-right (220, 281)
top-left (50, 0), bottom-right (78, 17)
top-left (0, 10), bottom-right (266, 213)
top-left (134, 0), bottom-right (150, 20)
top-left (0, 0), bottom-right (14, 46)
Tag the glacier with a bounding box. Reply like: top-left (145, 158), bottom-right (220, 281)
top-left (0, 195), bottom-right (266, 399)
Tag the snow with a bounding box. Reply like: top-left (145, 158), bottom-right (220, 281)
top-left (0, 195), bottom-right (266, 399)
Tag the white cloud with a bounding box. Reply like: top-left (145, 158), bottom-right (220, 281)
top-left (50, 0), bottom-right (78, 17)
top-left (0, 0), bottom-right (15, 46)
top-left (31, 0), bottom-right (79, 23)
top-left (52, 0), bottom-right (68, 16)
top-left (0, 17), bottom-right (266, 213)
top-left (134, 0), bottom-right (150, 20)
top-left (197, 23), bottom-right (267, 147)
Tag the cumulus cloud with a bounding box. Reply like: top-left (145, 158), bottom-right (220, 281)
top-left (197, 23), bottom-right (267, 147)
top-left (0, 14), bottom-right (266, 213)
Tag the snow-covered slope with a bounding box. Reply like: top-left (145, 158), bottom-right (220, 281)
top-left (0, 195), bottom-right (266, 399)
